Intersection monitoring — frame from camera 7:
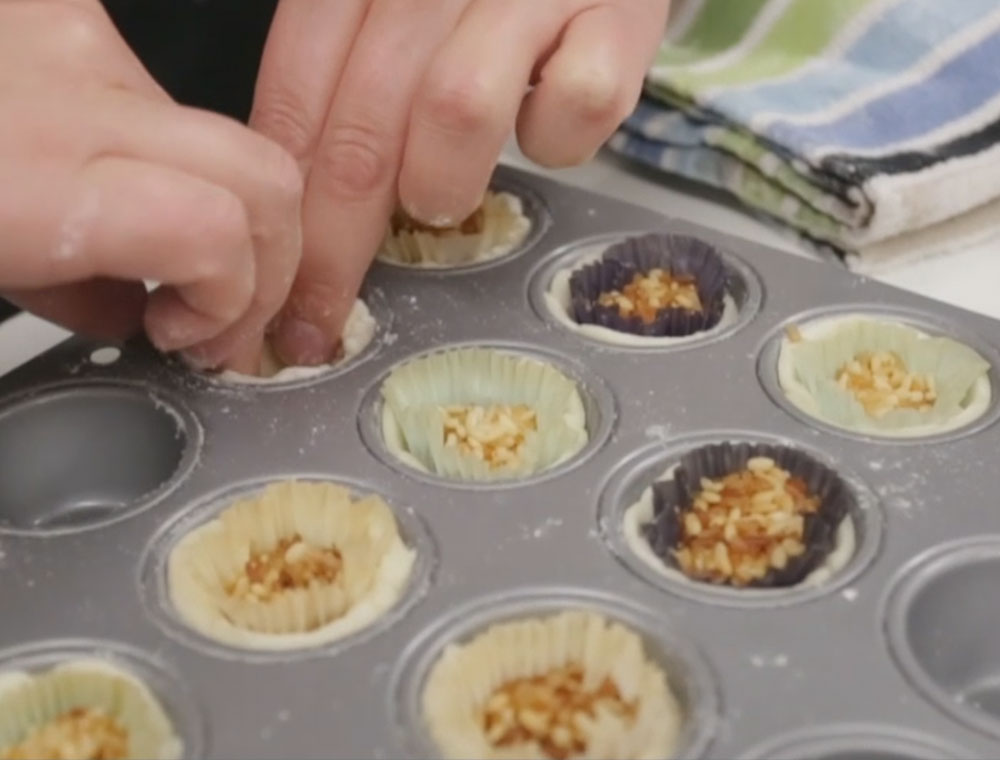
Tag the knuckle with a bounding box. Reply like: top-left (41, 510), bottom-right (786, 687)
top-left (421, 76), bottom-right (497, 135)
top-left (193, 191), bottom-right (252, 273)
top-left (250, 85), bottom-right (315, 160)
top-left (262, 143), bottom-right (305, 210)
top-left (54, 4), bottom-right (109, 59)
top-left (312, 124), bottom-right (391, 200)
top-left (562, 68), bottom-right (632, 125)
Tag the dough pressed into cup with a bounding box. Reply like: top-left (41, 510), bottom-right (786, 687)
top-left (219, 299), bottom-right (376, 384)
top-left (380, 348), bottom-right (588, 481)
top-left (0, 659), bottom-right (180, 760)
top-left (777, 315), bottom-right (991, 437)
top-left (630, 442), bottom-right (855, 589)
top-left (422, 610), bottom-right (681, 760)
top-left (378, 192), bottom-right (531, 268)
top-left (167, 480), bottom-right (415, 651)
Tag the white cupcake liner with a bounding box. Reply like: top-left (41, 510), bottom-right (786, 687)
top-left (167, 481), bottom-right (415, 651)
top-left (781, 318), bottom-right (991, 434)
top-left (422, 610), bottom-right (680, 760)
top-left (0, 660), bottom-right (180, 759)
top-left (380, 348), bottom-right (588, 481)
top-left (219, 299), bottom-right (376, 385)
top-left (378, 192), bottom-right (531, 268)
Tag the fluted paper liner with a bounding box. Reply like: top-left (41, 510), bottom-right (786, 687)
top-left (378, 191), bottom-right (531, 268)
top-left (380, 348), bottom-right (588, 481)
top-left (568, 234), bottom-right (727, 337)
top-left (168, 481), bottom-right (415, 651)
top-left (642, 442), bottom-right (854, 588)
top-left (782, 319), bottom-right (990, 433)
top-left (422, 610), bottom-right (681, 760)
top-left (0, 660), bottom-right (180, 759)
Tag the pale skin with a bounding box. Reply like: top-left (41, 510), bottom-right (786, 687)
top-left (0, 0), bottom-right (670, 374)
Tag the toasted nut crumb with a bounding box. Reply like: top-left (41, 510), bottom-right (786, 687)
top-left (597, 269), bottom-right (703, 324)
top-left (441, 404), bottom-right (538, 469)
top-left (2, 707), bottom-right (128, 760)
top-left (481, 663), bottom-right (637, 759)
top-left (226, 534), bottom-right (342, 602)
top-left (835, 351), bottom-right (937, 418)
top-left (671, 458), bottom-right (821, 586)
top-left (785, 324), bottom-right (804, 343)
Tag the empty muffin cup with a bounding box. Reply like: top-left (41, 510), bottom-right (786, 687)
top-left (0, 383), bottom-right (196, 534)
top-left (887, 537), bottom-right (1000, 739)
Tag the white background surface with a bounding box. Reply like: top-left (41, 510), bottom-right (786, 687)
top-left (2, 143), bottom-right (997, 378)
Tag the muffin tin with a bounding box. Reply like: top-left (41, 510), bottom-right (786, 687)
top-left (1, 165), bottom-right (999, 759)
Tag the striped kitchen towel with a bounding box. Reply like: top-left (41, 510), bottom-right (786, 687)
top-left (608, 0), bottom-right (1000, 273)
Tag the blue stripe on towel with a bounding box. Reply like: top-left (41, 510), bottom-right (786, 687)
top-left (766, 24), bottom-right (1000, 154)
top-left (702, 0), bottom-right (996, 125)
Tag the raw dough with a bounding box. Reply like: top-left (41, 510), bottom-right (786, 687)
top-left (219, 299), bottom-right (376, 385)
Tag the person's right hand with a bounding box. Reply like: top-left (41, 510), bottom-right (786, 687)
top-left (0, 0), bottom-right (304, 373)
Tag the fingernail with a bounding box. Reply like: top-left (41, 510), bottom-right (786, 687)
top-left (179, 345), bottom-right (218, 371)
top-left (273, 318), bottom-right (332, 367)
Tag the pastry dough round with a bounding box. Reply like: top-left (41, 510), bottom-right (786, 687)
top-left (167, 481), bottom-right (415, 651)
top-left (379, 192), bottom-right (531, 268)
top-left (622, 465), bottom-right (856, 590)
top-left (543, 243), bottom-right (738, 347)
top-left (0, 659), bottom-right (181, 760)
top-left (422, 610), bottom-right (681, 760)
top-left (380, 348), bottom-right (588, 481)
top-left (777, 315), bottom-right (991, 437)
top-left (219, 299), bottom-right (376, 385)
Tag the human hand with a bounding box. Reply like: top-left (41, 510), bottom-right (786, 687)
top-left (0, 0), bottom-right (304, 373)
top-left (252, 0), bottom-right (670, 366)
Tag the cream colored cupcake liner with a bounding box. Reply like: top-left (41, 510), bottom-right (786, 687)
top-left (167, 480), bottom-right (415, 651)
top-left (0, 659), bottom-right (180, 760)
top-left (422, 610), bottom-right (680, 760)
top-left (380, 348), bottom-right (589, 481)
top-left (378, 192), bottom-right (531, 268)
top-left (781, 318), bottom-right (991, 434)
top-left (219, 299), bottom-right (377, 385)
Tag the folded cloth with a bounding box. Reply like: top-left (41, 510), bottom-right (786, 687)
top-left (608, 0), bottom-right (1000, 273)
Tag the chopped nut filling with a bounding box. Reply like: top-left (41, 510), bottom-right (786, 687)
top-left (597, 269), bottom-right (703, 324)
top-left (835, 351), bottom-right (937, 418)
top-left (226, 533), bottom-right (343, 602)
top-left (2, 707), bottom-right (128, 760)
top-left (441, 404), bottom-right (538, 468)
top-left (390, 206), bottom-right (485, 236)
top-left (673, 456), bottom-right (820, 586)
top-left (482, 663), bottom-right (637, 760)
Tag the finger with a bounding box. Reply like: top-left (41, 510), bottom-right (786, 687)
top-left (271, 0), bottom-right (466, 367)
top-left (249, 0), bottom-right (370, 167)
top-left (399, 0), bottom-right (564, 225)
top-left (2, 279), bottom-right (146, 341)
top-left (516, 3), bottom-right (666, 168)
top-left (46, 156), bottom-right (255, 352)
top-left (96, 95), bottom-right (304, 369)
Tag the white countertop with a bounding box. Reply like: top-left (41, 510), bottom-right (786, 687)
top-left (2, 143), bottom-right (997, 377)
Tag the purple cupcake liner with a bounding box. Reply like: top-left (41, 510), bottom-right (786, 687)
top-left (641, 442), bottom-right (854, 588)
top-left (568, 234), bottom-right (728, 337)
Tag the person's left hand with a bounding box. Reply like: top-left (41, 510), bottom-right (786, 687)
top-left (251, 0), bottom-right (670, 367)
